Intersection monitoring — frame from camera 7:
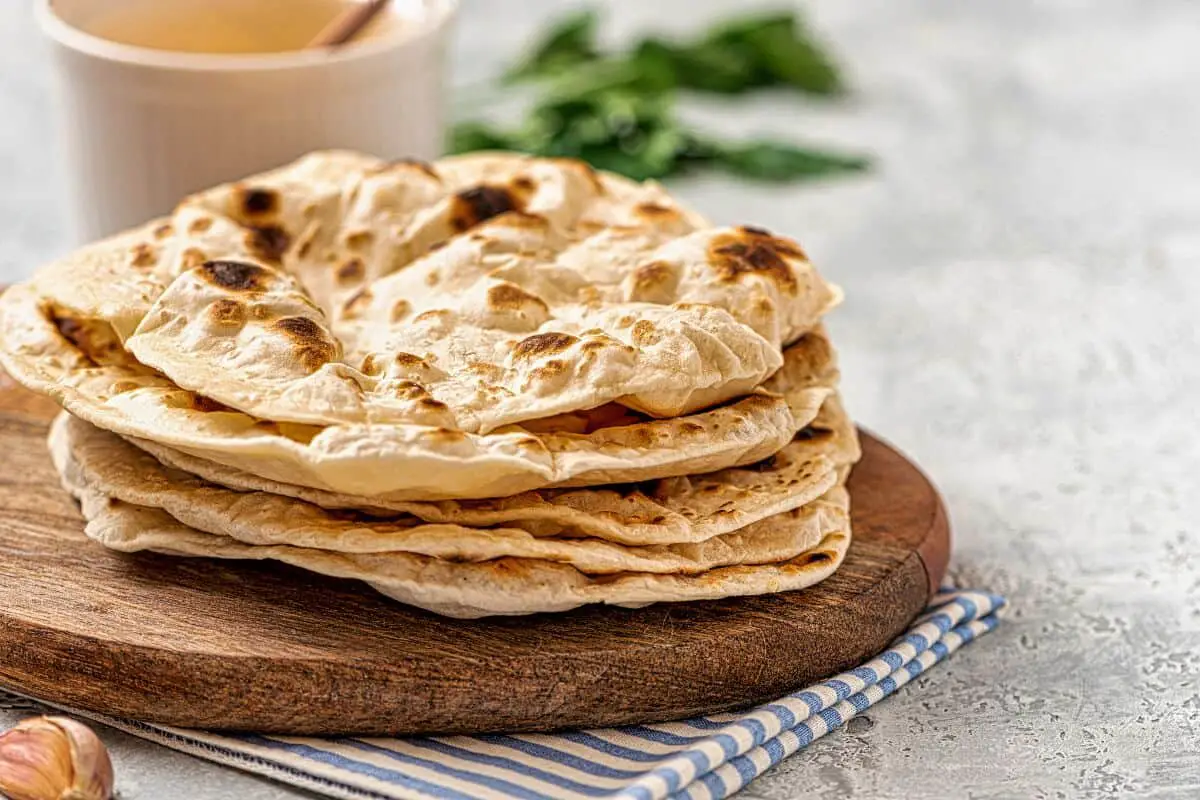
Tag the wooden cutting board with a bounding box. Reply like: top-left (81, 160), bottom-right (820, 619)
top-left (0, 372), bottom-right (950, 735)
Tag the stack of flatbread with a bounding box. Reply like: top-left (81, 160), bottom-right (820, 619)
top-left (0, 151), bottom-right (860, 618)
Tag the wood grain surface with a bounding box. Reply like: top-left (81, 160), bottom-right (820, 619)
top-left (0, 372), bottom-right (950, 735)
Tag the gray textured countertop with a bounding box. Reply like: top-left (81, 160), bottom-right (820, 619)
top-left (3, 0), bottom-right (1199, 798)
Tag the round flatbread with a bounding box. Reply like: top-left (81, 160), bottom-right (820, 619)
top-left (51, 411), bottom-right (848, 575)
top-left (125, 394), bottom-right (859, 544)
top-left (2, 281), bottom-right (838, 499)
top-left (57, 449), bottom-right (851, 619)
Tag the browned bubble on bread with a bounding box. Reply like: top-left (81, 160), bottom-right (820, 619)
top-left (272, 316), bottom-right (338, 372)
top-left (199, 261), bottom-right (272, 292)
top-left (336, 258), bottom-right (365, 285)
top-left (236, 186), bottom-right (280, 219)
top-left (487, 283), bottom-right (549, 315)
top-left (244, 225), bottom-right (291, 262)
top-left (450, 186), bottom-right (522, 232)
top-left (709, 226), bottom-right (807, 294)
top-left (511, 332), bottom-right (578, 362)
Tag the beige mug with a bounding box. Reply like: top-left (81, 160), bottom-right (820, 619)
top-left (37, 0), bottom-right (457, 243)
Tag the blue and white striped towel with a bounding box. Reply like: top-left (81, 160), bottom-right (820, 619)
top-left (10, 587), bottom-right (1004, 800)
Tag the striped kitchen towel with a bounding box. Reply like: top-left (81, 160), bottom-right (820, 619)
top-left (5, 587), bottom-right (1004, 800)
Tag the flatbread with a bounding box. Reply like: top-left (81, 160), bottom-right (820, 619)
top-left (126, 394), bottom-right (859, 544)
top-left (20, 151), bottom-right (839, 434)
top-left (55, 441), bottom-right (851, 618)
top-left (1, 285), bottom-right (838, 499)
top-left (52, 412), bottom-right (847, 575)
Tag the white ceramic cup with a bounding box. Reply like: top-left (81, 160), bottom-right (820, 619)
top-left (37, 0), bottom-right (457, 243)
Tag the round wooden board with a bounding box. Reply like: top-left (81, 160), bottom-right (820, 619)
top-left (0, 373), bottom-right (950, 735)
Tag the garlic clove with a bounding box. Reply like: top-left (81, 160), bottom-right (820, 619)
top-left (0, 716), bottom-right (114, 800)
top-left (53, 717), bottom-right (115, 800)
top-left (0, 719), bottom-right (76, 800)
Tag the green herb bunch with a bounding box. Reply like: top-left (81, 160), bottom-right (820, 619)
top-left (450, 8), bottom-right (870, 183)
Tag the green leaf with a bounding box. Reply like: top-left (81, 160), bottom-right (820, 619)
top-left (628, 40), bottom-right (681, 88)
top-left (538, 57), bottom-right (676, 103)
top-left (676, 134), bottom-right (724, 166)
top-left (503, 9), bottom-right (601, 83)
top-left (518, 89), bottom-right (688, 180)
top-left (616, 125), bottom-right (689, 180)
top-left (447, 122), bottom-right (517, 154)
top-left (752, 19), bottom-right (844, 95)
top-left (715, 141), bottom-right (869, 181)
top-left (703, 11), bottom-right (798, 42)
top-left (636, 38), bottom-right (760, 94)
top-left (532, 88), bottom-right (673, 138)
top-left (701, 11), bottom-right (845, 96)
